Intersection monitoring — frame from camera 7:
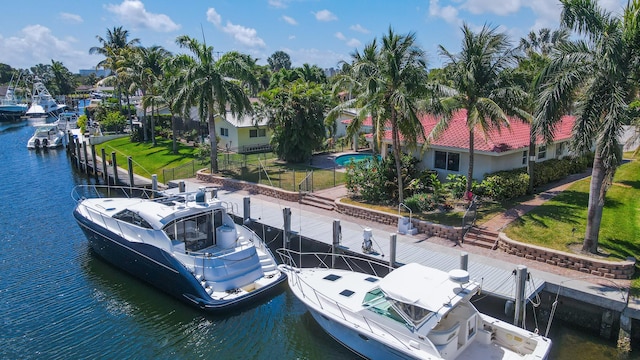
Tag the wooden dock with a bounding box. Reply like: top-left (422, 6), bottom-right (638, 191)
top-left (172, 180), bottom-right (545, 301)
top-left (67, 134), bottom-right (152, 188)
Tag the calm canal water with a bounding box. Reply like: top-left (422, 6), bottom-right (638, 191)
top-left (0, 121), bottom-right (635, 359)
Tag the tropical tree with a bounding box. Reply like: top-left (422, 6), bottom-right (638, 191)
top-left (428, 24), bottom-right (517, 194)
top-left (345, 28), bottom-right (429, 203)
top-left (535, 0), bottom-right (640, 253)
top-left (259, 79), bottom-right (329, 162)
top-left (135, 45), bottom-right (171, 145)
top-left (267, 50), bottom-right (292, 72)
top-left (50, 60), bottom-right (74, 95)
top-left (89, 26), bottom-right (140, 110)
top-left (509, 28), bottom-right (568, 193)
top-left (174, 36), bottom-right (256, 173)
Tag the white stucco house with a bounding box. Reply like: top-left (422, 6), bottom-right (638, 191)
top-left (348, 109), bottom-right (576, 181)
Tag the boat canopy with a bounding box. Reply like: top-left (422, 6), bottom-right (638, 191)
top-left (378, 263), bottom-right (479, 313)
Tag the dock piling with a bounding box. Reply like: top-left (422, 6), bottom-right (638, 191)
top-left (514, 265), bottom-right (528, 328)
top-left (332, 219), bottom-right (341, 268)
top-left (460, 252), bottom-right (469, 271)
top-left (243, 197), bottom-right (251, 224)
top-left (389, 233), bottom-right (397, 268)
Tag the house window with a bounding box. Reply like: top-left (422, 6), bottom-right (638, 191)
top-left (555, 143), bottom-right (565, 157)
top-left (249, 128), bottom-right (266, 138)
top-left (522, 150), bottom-right (528, 165)
top-left (537, 145), bottom-right (547, 160)
top-left (220, 127), bottom-right (228, 137)
top-left (434, 151), bottom-right (460, 171)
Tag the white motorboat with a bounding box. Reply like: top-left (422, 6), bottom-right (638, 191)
top-left (277, 250), bottom-right (552, 360)
top-left (26, 123), bottom-right (66, 149)
top-left (25, 77), bottom-right (66, 118)
top-left (72, 186), bottom-right (286, 311)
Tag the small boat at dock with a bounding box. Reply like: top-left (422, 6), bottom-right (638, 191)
top-left (25, 77), bottom-right (66, 118)
top-left (277, 249), bottom-right (552, 360)
top-left (26, 123), bottom-right (66, 149)
top-left (72, 185), bottom-right (287, 311)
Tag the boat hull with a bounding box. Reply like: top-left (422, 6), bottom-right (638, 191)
top-left (308, 307), bottom-right (416, 359)
top-left (74, 210), bottom-right (286, 311)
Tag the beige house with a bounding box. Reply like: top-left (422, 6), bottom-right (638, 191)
top-left (215, 112), bottom-right (272, 154)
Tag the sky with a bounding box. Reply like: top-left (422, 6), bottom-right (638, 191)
top-left (0, 0), bottom-right (628, 74)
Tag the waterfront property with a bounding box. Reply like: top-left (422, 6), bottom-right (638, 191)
top-left (342, 109), bottom-right (575, 181)
top-left (71, 185), bottom-right (286, 311)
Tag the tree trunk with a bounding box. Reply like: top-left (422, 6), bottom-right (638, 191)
top-left (372, 110), bottom-right (379, 155)
top-left (583, 148), bottom-right (606, 253)
top-left (527, 138), bottom-right (536, 194)
top-left (208, 112), bottom-right (218, 173)
top-left (466, 130), bottom-right (474, 193)
top-left (126, 93), bottom-right (132, 132)
top-left (171, 112), bottom-right (178, 154)
top-left (391, 111), bottom-right (404, 203)
top-left (151, 103), bottom-right (157, 146)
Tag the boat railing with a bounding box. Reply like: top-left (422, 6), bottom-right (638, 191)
top-left (276, 249), bottom-right (394, 277)
top-left (241, 224), bottom-right (278, 261)
top-left (277, 250), bottom-right (412, 351)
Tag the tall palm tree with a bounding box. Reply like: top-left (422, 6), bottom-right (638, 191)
top-left (136, 45), bottom-right (171, 145)
top-left (429, 24), bottom-right (516, 194)
top-left (89, 26), bottom-right (140, 110)
top-left (518, 28), bottom-right (569, 57)
top-left (343, 27), bottom-right (429, 203)
top-left (535, 0), bottom-right (640, 253)
top-left (174, 35), bottom-right (256, 173)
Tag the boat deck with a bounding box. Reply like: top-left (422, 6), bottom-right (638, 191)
top-left (172, 181), bottom-right (545, 301)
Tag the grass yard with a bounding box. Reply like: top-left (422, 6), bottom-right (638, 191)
top-left (96, 137), bottom-right (199, 183)
top-left (505, 155), bottom-right (640, 293)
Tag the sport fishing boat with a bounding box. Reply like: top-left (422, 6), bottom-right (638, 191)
top-left (72, 186), bottom-right (286, 311)
top-left (0, 72), bottom-right (28, 121)
top-left (25, 77), bottom-right (66, 118)
top-left (277, 250), bottom-right (552, 360)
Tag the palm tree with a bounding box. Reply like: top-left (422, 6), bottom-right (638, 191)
top-left (344, 27), bottom-right (429, 203)
top-left (174, 35), bottom-right (256, 173)
top-left (89, 26), bottom-right (140, 109)
top-left (518, 28), bottom-right (569, 57)
top-left (136, 46), bottom-right (171, 145)
top-left (429, 24), bottom-right (516, 194)
top-left (535, 0), bottom-right (640, 253)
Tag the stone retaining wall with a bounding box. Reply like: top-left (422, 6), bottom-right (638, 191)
top-left (498, 233), bottom-right (636, 280)
top-left (196, 171), bottom-right (299, 202)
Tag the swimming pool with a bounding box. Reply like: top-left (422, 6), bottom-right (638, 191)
top-left (334, 153), bottom-right (380, 166)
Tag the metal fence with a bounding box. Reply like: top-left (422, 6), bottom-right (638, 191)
top-left (462, 196), bottom-right (478, 229)
top-left (162, 160), bottom-right (203, 183)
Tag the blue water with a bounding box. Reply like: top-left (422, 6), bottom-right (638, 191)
top-left (0, 124), bottom-right (634, 359)
top-left (334, 153), bottom-right (380, 166)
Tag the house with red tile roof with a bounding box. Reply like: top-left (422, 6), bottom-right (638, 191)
top-left (341, 109), bottom-right (576, 180)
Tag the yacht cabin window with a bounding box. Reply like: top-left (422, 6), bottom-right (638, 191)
top-left (163, 210), bottom-right (223, 251)
top-left (113, 210), bottom-right (152, 229)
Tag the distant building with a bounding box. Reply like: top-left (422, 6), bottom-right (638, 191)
top-left (78, 69), bottom-right (111, 77)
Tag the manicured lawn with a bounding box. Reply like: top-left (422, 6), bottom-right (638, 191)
top-left (97, 137), bottom-right (346, 190)
top-left (505, 156), bottom-right (640, 293)
top-left (96, 137), bottom-right (199, 183)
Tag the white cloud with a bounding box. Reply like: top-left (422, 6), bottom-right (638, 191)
top-left (283, 47), bottom-right (347, 69)
top-left (0, 25), bottom-right (95, 73)
top-left (346, 38), bottom-right (361, 48)
top-left (288, 35), bottom-right (296, 40)
top-left (59, 12), bottom-right (83, 23)
top-left (314, 9), bottom-right (337, 22)
top-left (282, 15), bottom-right (297, 25)
top-left (462, 0), bottom-right (522, 16)
top-left (429, 0), bottom-right (461, 24)
top-left (335, 32), bottom-right (346, 41)
top-left (206, 8), bottom-right (266, 48)
top-left (206, 8), bottom-right (222, 26)
top-left (105, 0), bottom-right (180, 32)
top-left (350, 24), bottom-right (369, 34)
top-left (268, 0), bottom-right (287, 8)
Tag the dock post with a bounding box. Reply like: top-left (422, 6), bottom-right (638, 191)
top-left (514, 265), bottom-right (528, 328)
top-left (243, 197), bottom-right (251, 224)
top-left (127, 157), bottom-right (134, 188)
top-left (617, 313), bottom-right (632, 354)
top-left (332, 220), bottom-right (341, 268)
top-left (151, 175), bottom-right (158, 191)
top-left (389, 233), bottom-right (397, 268)
top-left (82, 142), bottom-right (89, 174)
top-left (101, 148), bottom-right (108, 183)
top-left (91, 144), bottom-right (97, 176)
top-left (460, 252), bottom-right (469, 271)
top-left (178, 181), bottom-right (185, 192)
top-left (111, 152), bottom-right (119, 185)
top-left (283, 207), bottom-right (291, 249)
top-left (75, 141), bottom-right (82, 169)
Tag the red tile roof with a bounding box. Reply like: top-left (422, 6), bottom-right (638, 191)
top-left (350, 110), bottom-right (575, 153)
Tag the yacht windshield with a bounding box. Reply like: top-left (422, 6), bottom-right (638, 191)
top-left (362, 288), bottom-right (405, 324)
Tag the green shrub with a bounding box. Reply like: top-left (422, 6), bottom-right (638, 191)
top-left (478, 172), bottom-right (529, 200)
top-left (445, 174), bottom-right (467, 199)
top-left (404, 193), bottom-right (439, 212)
